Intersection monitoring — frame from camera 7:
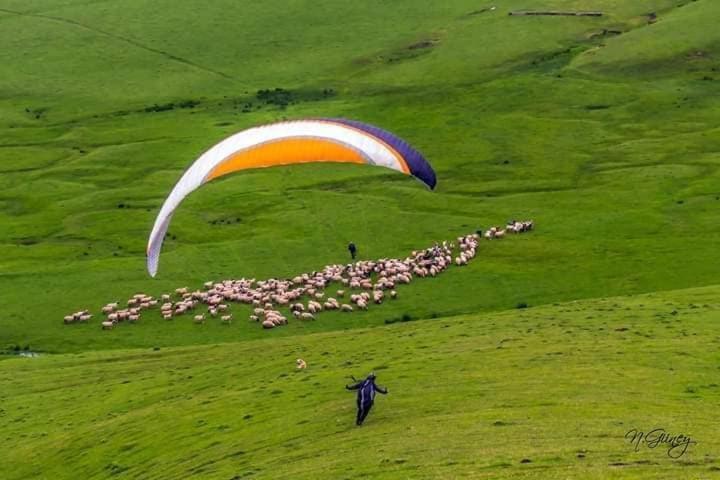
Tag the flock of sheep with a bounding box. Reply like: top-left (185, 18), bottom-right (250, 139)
top-left (63, 220), bottom-right (534, 330)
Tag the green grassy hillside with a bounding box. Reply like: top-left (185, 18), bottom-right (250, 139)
top-left (2, 2), bottom-right (720, 476)
top-left (1, 0), bottom-right (719, 353)
top-left (2, 286), bottom-right (719, 479)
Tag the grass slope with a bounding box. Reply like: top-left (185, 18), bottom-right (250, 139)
top-left (2, 285), bottom-right (719, 479)
top-left (1, 0), bottom-right (719, 353)
top-left (3, 1), bottom-right (720, 478)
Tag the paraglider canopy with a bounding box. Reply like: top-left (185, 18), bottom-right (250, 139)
top-left (146, 118), bottom-right (437, 277)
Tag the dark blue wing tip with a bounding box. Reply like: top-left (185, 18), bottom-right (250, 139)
top-left (413, 166), bottom-right (437, 191)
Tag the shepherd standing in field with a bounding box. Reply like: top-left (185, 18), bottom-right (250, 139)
top-left (348, 242), bottom-right (357, 260)
top-left (346, 373), bottom-right (388, 426)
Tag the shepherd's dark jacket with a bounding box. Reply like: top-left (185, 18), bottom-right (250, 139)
top-left (346, 377), bottom-right (387, 407)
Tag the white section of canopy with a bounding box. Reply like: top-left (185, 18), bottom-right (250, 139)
top-left (146, 120), bottom-right (406, 277)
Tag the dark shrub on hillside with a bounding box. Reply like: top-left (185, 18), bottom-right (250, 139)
top-left (178, 99), bottom-right (200, 109)
top-left (387, 313), bottom-right (416, 324)
top-left (144, 103), bottom-right (175, 113)
top-left (256, 88), bottom-right (293, 108)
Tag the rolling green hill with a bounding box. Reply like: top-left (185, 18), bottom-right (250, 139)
top-left (1, 0), bottom-right (719, 477)
top-left (2, 286), bottom-right (719, 479)
top-left (1, 0), bottom-right (719, 353)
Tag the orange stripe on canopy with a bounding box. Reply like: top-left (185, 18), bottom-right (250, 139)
top-left (205, 137), bottom-right (367, 182)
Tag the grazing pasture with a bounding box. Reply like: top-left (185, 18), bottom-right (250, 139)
top-left (1, 0), bottom-right (719, 353)
top-left (2, 286), bottom-right (719, 478)
top-left (1, 0), bottom-right (719, 477)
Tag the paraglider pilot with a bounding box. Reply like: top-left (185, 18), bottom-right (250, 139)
top-left (346, 373), bottom-right (388, 426)
top-left (348, 242), bottom-right (357, 260)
